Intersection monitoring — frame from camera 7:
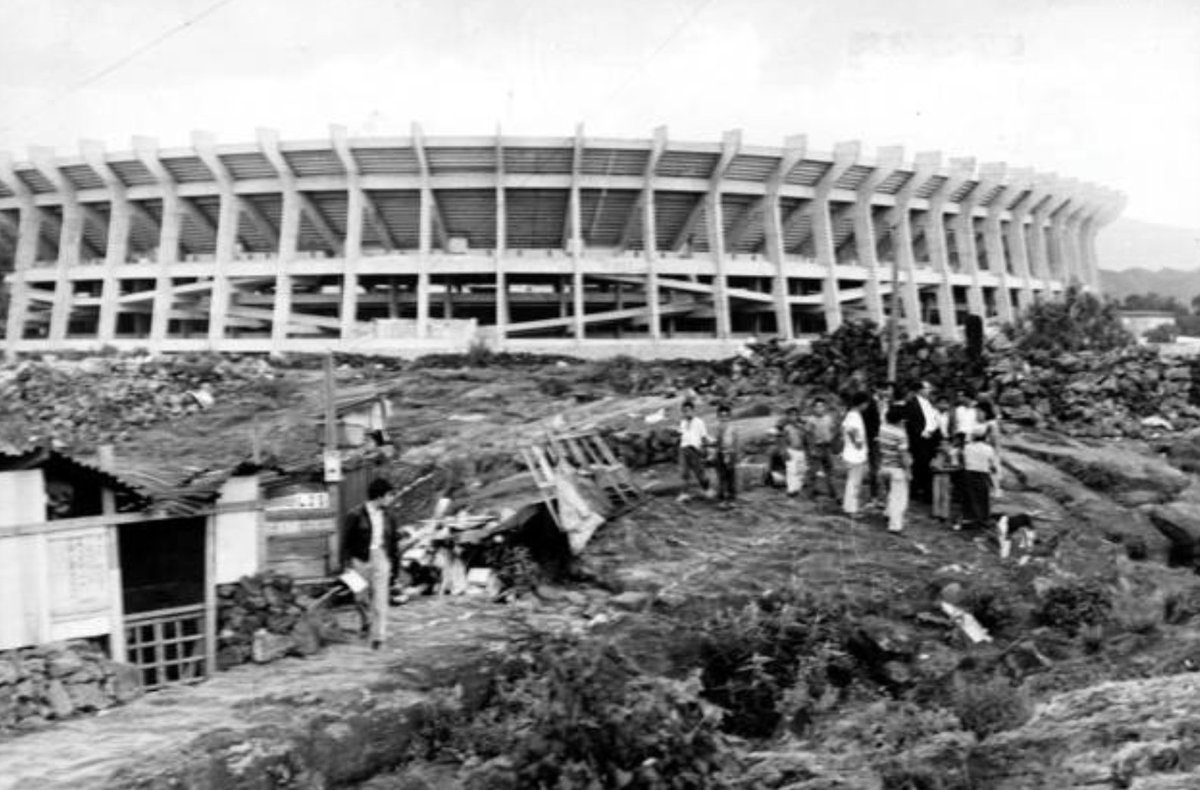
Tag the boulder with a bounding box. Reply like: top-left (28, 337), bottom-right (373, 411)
top-left (1148, 502), bottom-right (1200, 565)
top-left (1003, 448), bottom-right (1172, 563)
top-left (44, 679), bottom-right (74, 719)
top-left (1006, 436), bottom-right (1189, 505)
top-left (251, 629), bottom-right (298, 664)
top-left (968, 673), bottom-right (1200, 788)
top-left (66, 681), bottom-right (112, 712)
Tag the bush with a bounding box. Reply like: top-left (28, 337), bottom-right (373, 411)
top-left (952, 677), bottom-right (1032, 739)
top-left (1109, 589), bottom-right (1164, 635)
top-left (410, 633), bottom-right (731, 789)
top-left (698, 591), bottom-right (854, 738)
top-left (1037, 581), bottom-right (1112, 634)
top-left (1009, 286), bottom-right (1131, 354)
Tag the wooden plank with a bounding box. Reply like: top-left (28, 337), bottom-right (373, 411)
top-left (204, 516), bottom-right (216, 682)
top-left (0, 499), bottom-right (264, 539)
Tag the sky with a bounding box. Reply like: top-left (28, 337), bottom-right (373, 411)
top-left (1, 0), bottom-right (1198, 231)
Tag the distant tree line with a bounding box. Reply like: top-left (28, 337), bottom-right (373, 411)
top-left (1120, 292), bottom-right (1200, 340)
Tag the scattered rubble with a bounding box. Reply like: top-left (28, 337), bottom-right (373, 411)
top-left (216, 573), bottom-right (342, 669)
top-left (0, 354), bottom-right (293, 453)
top-left (0, 641), bottom-right (142, 732)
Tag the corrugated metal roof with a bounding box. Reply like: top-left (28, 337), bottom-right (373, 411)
top-left (0, 447), bottom-right (150, 509)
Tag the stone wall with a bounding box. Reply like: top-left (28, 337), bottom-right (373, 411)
top-left (0, 640), bottom-right (142, 733)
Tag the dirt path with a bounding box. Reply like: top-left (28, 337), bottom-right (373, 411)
top-left (0, 599), bottom-right (513, 790)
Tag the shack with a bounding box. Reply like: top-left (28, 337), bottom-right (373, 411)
top-left (0, 450), bottom-right (276, 691)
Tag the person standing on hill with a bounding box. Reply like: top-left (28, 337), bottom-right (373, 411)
top-left (781, 406), bottom-right (807, 497)
top-left (713, 404), bottom-right (740, 508)
top-left (878, 403), bottom-right (911, 533)
top-left (677, 400), bottom-right (711, 500)
top-left (862, 385), bottom-right (883, 506)
top-left (904, 380), bottom-right (941, 504)
top-left (841, 392), bottom-right (869, 518)
top-left (804, 397), bottom-right (839, 501)
top-left (342, 478), bottom-right (400, 650)
top-left (960, 428), bottom-right (1000, 530)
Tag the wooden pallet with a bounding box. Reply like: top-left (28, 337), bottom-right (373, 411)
top-left (520, 431), bottom-right (644, 529)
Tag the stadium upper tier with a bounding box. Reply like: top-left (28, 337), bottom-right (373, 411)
top-left (0, 127), bottom-right (1123, 358)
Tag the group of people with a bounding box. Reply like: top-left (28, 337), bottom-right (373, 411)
top-left (676, 380), bottom-right (1003, 535)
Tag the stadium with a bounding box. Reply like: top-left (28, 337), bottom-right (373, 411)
top-left (0, 126), bottom-right (1123, 358)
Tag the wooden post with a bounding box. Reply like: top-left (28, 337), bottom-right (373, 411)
top-left (324, 352), bottom-right (341, 571)
top-left (98, 445), bottom-right (127, 663)
top-left (886, 228), bottom-right (901, 390)
top-left (204, 517), bottom-right (217, 678)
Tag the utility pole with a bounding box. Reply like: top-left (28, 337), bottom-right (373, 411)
top-left (886, 225), bottom-right (900, 393)
top-left (323, 352), bottom-right (342, 569)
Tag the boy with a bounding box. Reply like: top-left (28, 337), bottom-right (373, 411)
top-left (713, 404), bottom-right (740, 507)
top-left (804, 397), bottom-right (838, 500)
top-left (781, 406), bottom-right (807, 497)
top-left (677, 401), bottom-right (711, 500)
top-left (878, 403), bottom-right (911, 533)
top-left (960, 428), bottom-right (1000, 530)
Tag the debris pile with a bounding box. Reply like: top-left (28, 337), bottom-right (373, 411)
top-left (694, 323), bottom-right (1199, 439)
top-left (0, 354), bottom-right (291, 452)
top-left (989, 345), bottom-right (1200, 436)
top-left (0, 640), bottom-right (142, 731)
top-left (215, 572), bottom-right (342, 669)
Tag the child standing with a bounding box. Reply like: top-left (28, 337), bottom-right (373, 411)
top-left (713, 404), bottom-right (740, 508)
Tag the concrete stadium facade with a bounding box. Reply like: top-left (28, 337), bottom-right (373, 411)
top-left (0, 126), bottom-right (1124, 359)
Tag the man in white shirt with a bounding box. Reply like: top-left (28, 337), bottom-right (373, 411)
top-left (841, 392), bottom-right (870, 517)
top-left (952, 391), bottom-right (979, 441)
top-left (677, 401), bottom-right (711, 499)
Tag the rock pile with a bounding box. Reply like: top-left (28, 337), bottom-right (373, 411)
top-left (216, 572), bottom-right (341, 669)
top-left (991, 345), bottom-right (1200, 437)
top-left (0, 640), bottom-right (142, 732)
top-left (694, 324), bottom-right (1199, 440)
top-left (0, 353), bottom-right (289, 452)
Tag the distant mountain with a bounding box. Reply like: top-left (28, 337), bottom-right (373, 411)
top-left (1095, 216), bottom-right (1200, 302)
top-left (1101, 267), bottom-right (1200, 305)
top-left (1097, 216), bottom-right (1200, 272)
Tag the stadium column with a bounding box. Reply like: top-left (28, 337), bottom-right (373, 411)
top-left (919, 151), bottom-right (964, 340)
top-left (811, 142), bottom-right (858, 334)
top-left (133, 139), bottom-right (181, 352)
top-left (888, 153), bottom-right (933, 337)
top-left (0, 155), bottom-right (38, 353)
top-left (853, 147), bottom-right (903, 328)
top-left (1075, 192), bottom-right (1099, 288)
top-left (1051, 182), bottom-right (1089, 284)
top-left (194, 133), bottom-right (238, 346)
top-left (641, 127), bottom-right (667, 341)
top-left (413, 124), bottom-right (433, 340)
top-left (1045, 179), bottom-right (1079, 291)
top-left (705, 130), bottom-right (741, 340)
top-left (1082, 190), bottom-right (1119, 291)
top-left (260, 129), bottom-right (299, 347)
top-left (31, 149), bottom-right (82, 343)
top-left (979, 163), bottom-right (1015, 324)
top-left (948, 157), bottom-right (986, 319)
top-left (1027, 176), bottom-right (1061, 293)
top-left (331, 124), bottom-right (366, 343)
top-left (763, 135), bottom-right (805, 340)
top-left (1001, 168), bottom-right (1036, 312)
top-left (83, 141), bottom-right (129, 344)
top-left (495, 128), bottom-right (508, 343)
top-left (570, 125), bottom-right (584, 341)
